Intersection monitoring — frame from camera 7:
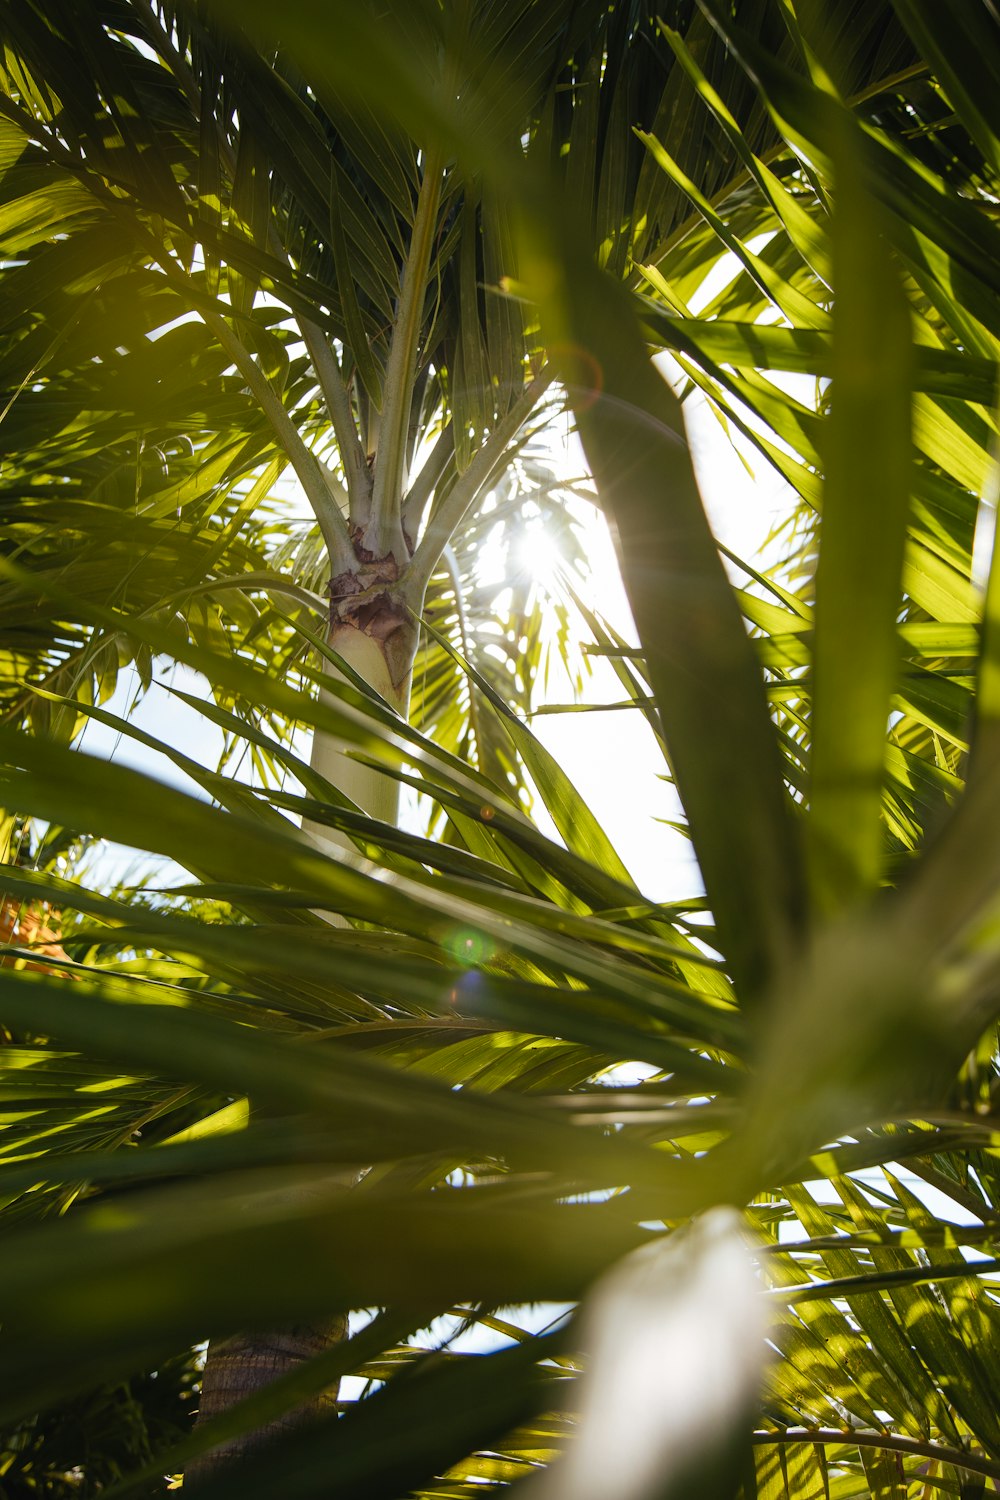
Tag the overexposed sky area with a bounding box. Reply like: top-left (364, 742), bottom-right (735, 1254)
top-left (529, 383), bottom-right (796, 901)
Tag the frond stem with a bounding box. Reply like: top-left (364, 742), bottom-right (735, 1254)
top-left (200, 306), bottom-right (353, 572)
top-left (406, 368), bottom-right (555, 597)
top-left (401, 420), bottom-right (455, 541)
top-left (751, 1429), bottom-right (1000, 1484)
top-left (298, 323), bottom-right (370, 519)
top-left (440, 542), bottom-right (483, 768)
top-left (369, 149), bottom-right (447, 554)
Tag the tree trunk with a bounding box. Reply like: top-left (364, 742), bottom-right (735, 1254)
top-left (307, 618), bottom-right (416, 835)
top-left (187, 593), bottom-right (420, 1481)
top-left (184, 1318), bottom-right (347, 1488)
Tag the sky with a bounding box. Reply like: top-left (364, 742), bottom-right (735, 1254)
top-left (526, 383), bottom-right (797, 901)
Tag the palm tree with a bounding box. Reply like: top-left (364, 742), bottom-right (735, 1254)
top-left (0, 0), bottom-right (806, 1462)
top-left (1, 0), bottom-right (1000, 1496)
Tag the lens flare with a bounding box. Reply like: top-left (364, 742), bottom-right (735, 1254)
top-left (444, 927), bottom-right (492, 966)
